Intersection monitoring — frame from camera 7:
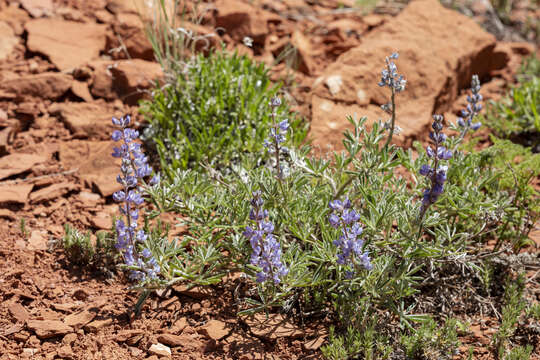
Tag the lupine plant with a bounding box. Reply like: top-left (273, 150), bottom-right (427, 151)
top-left (123, 51), bottom-right (539, 357)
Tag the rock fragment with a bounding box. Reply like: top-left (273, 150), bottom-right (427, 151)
top-left (148, 343), bottom-right (172, 357)
top-left (27, 320), bottom-right (73, 339)
top-left (25, 19), bottom-right (107, 70)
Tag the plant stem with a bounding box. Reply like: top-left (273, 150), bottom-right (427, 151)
top-left (383, 83), bottom-right (396, 149)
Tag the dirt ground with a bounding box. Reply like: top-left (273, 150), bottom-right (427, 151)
top-left (0, 0), bottom-right (538, 359)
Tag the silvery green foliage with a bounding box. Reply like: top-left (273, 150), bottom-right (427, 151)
top-left (137, 56), bottom-right (538, 357)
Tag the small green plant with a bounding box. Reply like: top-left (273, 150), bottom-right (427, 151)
top-left (141, 50), bottom-right (306, 174)
top-left (484, 55), bottom-right (539, 150)
top-left (400, 318), bottom-right (461, 359)
top-left (492, 274), bottom-right (527, 358)
top-left (321, 323), bottom-right (392, 360)
top-left (63, 224), bottom-right (95, 265)
top-left (504, 345), bottom-right (533, 360)
top-left (19, 218), bottom-right (29, 238)
top-left (62, 224), bottom-right (117, 269)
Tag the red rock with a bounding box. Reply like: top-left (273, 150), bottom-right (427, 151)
top-left (0, 208), bottom-right (15, 220)
top-left (20, 0), bottom-right (54, 18)
top-left (148, 343), bottom-right (171, 357)
top-left (215, 0), bottom-right (276, 43)
top-left (291, 30), bottom-right (316, 76)
top-left (0, 4), bottom-right (29, 36)
top-left (8, 302), bottom-right (30, 322)
top-left (25, 19), bottom-right (108, 71)
top-left (0, 184), bottom-right (33, 204)
top-left (242, 313), bottom-right (304, 340)
top-left (49, 102), bottom-right (117, 138)
top-left (303, 335), bottom-right (326, 350)
top-left (62, 333), bottom-right (77, 346)
top-left (57, 344), bottom-right (74, 360)
top-left (0, 153), bottom-right (48, 179)
top-left (113, 13), bottom-right (153, 60)
top-left (0, 73), bottom-right (72, 101)
top-left (84, 318), bottom-right (112, 332)
top-left (59, 141), bottom-right (122, 197)
top-left (198, 319), bottom-right (230, 340)
top-left (71, 81), bottom-right (94, 102)
top-left (156, 333), bottom-right (184, 347)
top-left (89, 213), bottom-right (112, 230)
top-left (88, 60), bottom-right (116, 100)
top-left (29, 183), bottom-right (77, 203)
top-left (309, 0), bottom-right (498, 150)
top-left (27, 320), bottom-right (73, 339)
top-left (110, 59), bottom-right (163, 105)
top-left (51, 303), bottom-right (81, 313)
top-left (115, 329), bottom-right (144, 342)
top-left (78, 191), bottom-right (101, 207)
top-left (27, 230), bottom-right (48, 251)
top-left (63, 310), bottom-right (95, 329)
top-left (0, 21), bottom-right (17, 61)
top-left (22, 348), bottom-right (39, 357)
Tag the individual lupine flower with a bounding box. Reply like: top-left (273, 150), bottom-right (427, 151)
top-left (378, 52), bottom-right (406, 147)
top-left (243, 190), bottom-right (288, 284)
top-left (111, 115), bottom-right (160, 282)
top-left (456, 75), bottom-right (483, 133)
top-left (264, 97), bottom-right (290, 178)
top-left (378, 52), bottom-right (406, 93)
top-left (419, 115), bottom-right (452, 219)
top-left (328, 198), bottom-right (372, 275)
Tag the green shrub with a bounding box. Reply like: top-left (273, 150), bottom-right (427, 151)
top-left (62, 224), bottom-right (117, 268)
top-left (141, 50), bottom-right (307, 175)
top-left (484, 55), bottom-right (539, 150)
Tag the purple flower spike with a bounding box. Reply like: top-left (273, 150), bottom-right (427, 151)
top-left (244, 191), bottom-right (288, 285)
top-left (329, 198), bottom-right (372, 275)
top-left (111, 115), bottom-right (160, 282)
top-left (419, 114), bottom-right (452, 218)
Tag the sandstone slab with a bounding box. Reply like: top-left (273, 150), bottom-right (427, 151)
top-left (25, 19), bottom-right (108, 71)
top-left (0, 153), bottom-right (48, 179)
top-left (27, 230), bottom-right (48, 251)
top-left (198, 320), bottom-right (230, 341)
top-left (63, 310), bottom-right (95, 329)
top-left (49, 102), bottom-right (116, 138)
top-left (0, 184), bottom-right (33, 204)
top-left (29, 182), bottom-right (77, 203)
top-left (8, 302), bottom-right (30, 322)
top-left (27, 320), bottom-right (73, 339)
top-left (0, 21), bottom-right (17, 61)
top-left (110, 59), bottom-right (163, 105)
top-left (59, 140), bottom-right (122, 197)
top-left (0, 73), bottom-right (72, 102)
top-left (309, 0), bottom-right (498, 150)
top-left (148, 343), bottom-right (171, 357)
top-left (20, 0), bottom-right (54, 18)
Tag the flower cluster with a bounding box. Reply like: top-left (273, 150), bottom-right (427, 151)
top-left (419, 115), bottom-right (453, 218)
top-left (264, 97), bottom-right (290, 179)
top-left (111, 115), bottom-right (160, 281)
top-left (243, 190), bottom-right (288, 284)
top-left (329, 198), bottom-right (372, 277)
top-left (457, 74), bottom-right (482, 132)
top-left (378, 52), bottom-right (406, 93)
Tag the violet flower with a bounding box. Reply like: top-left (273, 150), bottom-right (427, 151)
top-left (419, 115), bottom-right (452, 219)
top-left (243, 190), bottom-right (288, 284)
top-left (329, 198), bottom-right (373, 277)
top-left (111, 115), bottom-right (160, 281)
